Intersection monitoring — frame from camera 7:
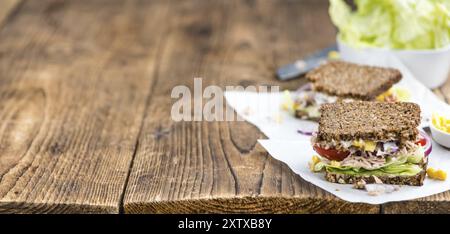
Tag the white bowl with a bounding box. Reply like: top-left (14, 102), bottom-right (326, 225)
top-left (430, 123), bottom-right (450, 149)
top-left (337, 38), bottom-right (450, 89)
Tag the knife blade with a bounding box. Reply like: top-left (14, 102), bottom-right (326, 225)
top-left (276, 44), bottom-right (338, 81)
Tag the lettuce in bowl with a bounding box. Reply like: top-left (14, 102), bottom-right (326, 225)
top-left (330, 0), bottom-right (450, 50)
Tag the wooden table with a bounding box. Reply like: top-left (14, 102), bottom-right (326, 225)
top-left (0, 0), bottom-right (449, 214)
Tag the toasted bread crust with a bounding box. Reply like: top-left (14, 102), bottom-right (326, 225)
top-left (306, 61), bottom-right (402, 100)
top-left (324, 169), bottom-right (427, 186)
top-left (317, 101), bottom-right (421, 142)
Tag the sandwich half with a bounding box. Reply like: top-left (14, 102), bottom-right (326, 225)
top-left (293, 61), bottom-right (403, 121)
top-left (310, 101), bottom-right (428, 186)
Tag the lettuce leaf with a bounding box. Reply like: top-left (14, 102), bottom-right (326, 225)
top-left (326, 163), bottom-right (423, 176)
top-left (329, 0), bottom-right (450, 49)
top-left (314, 147), bottom-right (425, 176)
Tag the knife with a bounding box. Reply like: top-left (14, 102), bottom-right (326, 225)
top-left (276, 44), bottom-right (338, 81)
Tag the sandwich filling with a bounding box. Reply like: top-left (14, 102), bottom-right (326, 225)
top-left (290, 84), bottom-right (409, 120)
top-left (294, 90), bottom-right (340, 119)
top-left (310, 135), bottom-right (427, 177)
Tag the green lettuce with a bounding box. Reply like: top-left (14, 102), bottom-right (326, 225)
top-left (329, 0), bottom-right (450, 49)
top-left (325, 163), bottom-right (423, 176)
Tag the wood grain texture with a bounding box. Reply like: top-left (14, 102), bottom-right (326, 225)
top-left (0, 0), bottom-right (449, 214)
top-left (122, 0), bottom-right (378, 214)
top-left (0, 0), bottom-right (22, 27)
top-left (0, 0), bottom-right (167, 213)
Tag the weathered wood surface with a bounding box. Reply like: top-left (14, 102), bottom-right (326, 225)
top-left (0, 0), bottom-right (449, 213)
top-left (0, 0), bottom-right (167, 213)
top-left (121, 0), bottom-right (378, 214)
top-left (0, 0), bottom-right (21, 27)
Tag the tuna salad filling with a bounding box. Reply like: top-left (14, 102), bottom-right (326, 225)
top-left (291, 83), bottom-right (354, 120)
top-left (294, 90), bottom-right (338, 119)
top-left (309, 135), bottom-right (427, 177)
top-left (288, 84), bottom-right (409, 120)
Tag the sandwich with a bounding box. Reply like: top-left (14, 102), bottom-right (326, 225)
top-left (292, 61), bottom-right (404, 121)
top-left (309, 101), bottom-right (429, 186)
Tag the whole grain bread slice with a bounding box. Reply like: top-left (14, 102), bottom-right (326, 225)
top-left (317, 101), bottom-right (421, 142)
top-left (306, 61), bottom-right (402, 100)
top-left (325, 168), bottom-right (427, 186)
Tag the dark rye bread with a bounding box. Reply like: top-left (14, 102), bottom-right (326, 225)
top-left (318, 101), bottom-right (421, 142)
top-left (325, 168), bottom-right (427, 186)
top-left (306, 61), bottom-right (401, 100)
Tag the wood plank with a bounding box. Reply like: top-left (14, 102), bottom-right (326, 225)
top-left (123, 0), bottom-right (379, 214)
top-left (0, 0), bottom-right (22, 27)
top-left (0, 0), bottom-right (169, 213)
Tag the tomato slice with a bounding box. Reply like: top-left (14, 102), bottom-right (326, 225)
top-left (313, 145), bottom-right (350, 161)
top-left (416, 137), bottom-right (426, 146)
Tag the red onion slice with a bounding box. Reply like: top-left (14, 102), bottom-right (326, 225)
top-left (419, 130), bottom-right (432, 157)
top-left (295, 83), bottom-right (312, 93)
top-left (382, 142), bottom-right (399, 153)
top-left (297, 129), bottom-right (314, 136)
top-left (297, 123), bottom-right (318, 136)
